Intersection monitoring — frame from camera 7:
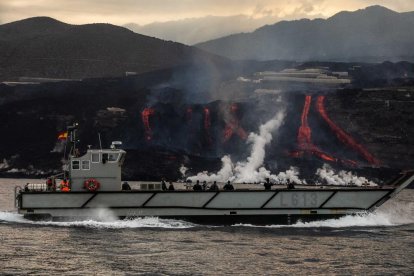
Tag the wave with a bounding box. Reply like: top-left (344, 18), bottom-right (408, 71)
top-left (235, 200), bottom-right (414, 228)
top-left (1, 196), bottom-right (412, 229)
top-left (0, 211), bottom-right (196, 229)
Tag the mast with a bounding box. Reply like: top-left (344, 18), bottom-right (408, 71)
top-left (67, 122), bottom-right (79, 156)
top-left (63, 123), bottom-right (79, 179)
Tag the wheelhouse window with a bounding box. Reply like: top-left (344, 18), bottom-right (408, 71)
top-left (91, 153), bottom-right (100, 163)
top-left (102, 152), bottom-right (120, 163)
top-left (72, 160), bottom-right (80, 170)
top-left (82, 160), bottom-right (90, 170)
top-left (108, 153), bottom-right (119, 162)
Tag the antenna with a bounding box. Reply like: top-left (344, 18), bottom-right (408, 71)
top-left (98, 133), bottom-right (102, 150)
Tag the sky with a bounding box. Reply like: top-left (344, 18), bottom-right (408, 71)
top-left (0, 0), bottom-right (413, 26)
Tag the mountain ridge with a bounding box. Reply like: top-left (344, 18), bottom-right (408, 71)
top-left (124, 15), bottom-right (277, 45)
top-left (0, 17), bottom-right (226, 81)
top-left (196, 6), bottom-right (414, 62)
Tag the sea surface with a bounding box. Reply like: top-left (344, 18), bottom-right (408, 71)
top-left (1, 179), bottom-right (413, 275)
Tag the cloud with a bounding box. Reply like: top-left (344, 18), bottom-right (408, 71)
top-left (0, 0), bottom-right (413, 25)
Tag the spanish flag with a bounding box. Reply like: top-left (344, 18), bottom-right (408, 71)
top-left (57, 131), bottom-right (68, 140)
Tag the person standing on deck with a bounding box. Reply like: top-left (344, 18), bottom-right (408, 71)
top-left (46, 178), bottom-right (53, 191)
top-left (209, 181), bottom-right (219, 191)
top-left (193, 180), bottom-right (202, 191)
top-left (60, 178), bottom-right (70, 192)
top-left (223, 181), bottom-right (234, 191)
top-left (161, 178), bottom-right (167, 191)
top-left (168, 182), bottom-right (175, 191)
top-left (264, 178), bottom-right (273, 190)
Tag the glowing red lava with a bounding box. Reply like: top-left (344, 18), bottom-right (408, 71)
top-left (204, 107), bottom-right (211, 130)
top-left (223, 104), bottom-right (247, 142)
top-left (204, 107), bottom-right (212, 145)
top-left (291, 95), bottom-right (338, 163)
top-left (142, 108), bottom-right (155, 141)
top-left (316, 96), bottom-right (380, 165)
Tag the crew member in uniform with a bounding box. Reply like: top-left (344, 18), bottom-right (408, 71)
top-left (46, 178), bottom-right (53, 191)
top-left (264, 178), bottom-right (273, 190)
top-left (193, 180), bottom-right (202, 191)
top-left (60, 178), bottom-right (70, 192)
top-left (122, 181), bottom-right (131, 190)
top-left (209, 181), bottom-right (219, 191)
top-left (223, 181), bottom-right (234, 191)
top-left (161, 178), bottom-right (167, 191)
top-left (168, 181), bottom-right (175, 191)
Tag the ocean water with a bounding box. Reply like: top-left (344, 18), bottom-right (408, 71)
top-left (0, 179), bottom-right (413, 275)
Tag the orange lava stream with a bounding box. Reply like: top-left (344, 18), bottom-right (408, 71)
top-left (223, 104), bottom-right (247, 142)
top-left (142, 108), bottom-right (155, 141)
top-left (316, 96), bottom-right (380, 166)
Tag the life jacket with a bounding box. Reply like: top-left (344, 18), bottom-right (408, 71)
top-left (61, 186), bottom-right (70, 192)
top-left (60, 180), bottom-right (70, 191)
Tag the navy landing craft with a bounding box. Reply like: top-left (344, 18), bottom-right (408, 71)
top-left (15, 125), bottom-right (414, 225)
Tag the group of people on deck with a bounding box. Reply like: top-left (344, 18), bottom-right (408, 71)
top-left (160, 178), bottom-right (294, 191)
top-left (43, 176), bottom-right (295, 192)
top-left (191, 180), bottom-right (235, 191)
top-left (45, 177), bottom-right (70, 192)
top-left (161, 179), bottom-right (176, 191)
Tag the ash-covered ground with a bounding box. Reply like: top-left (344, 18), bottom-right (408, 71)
top-left (0, 61), bottom-right (413, 185)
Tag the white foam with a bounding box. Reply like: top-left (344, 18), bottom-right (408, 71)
top-left (37, 217), bottom-right (196, 229)
top-left (234, 202), bottom-right (414, 228)
top-left (0, 211), bottom-right (196, 229)
top-left (0, 211), bottom-right (27, 223)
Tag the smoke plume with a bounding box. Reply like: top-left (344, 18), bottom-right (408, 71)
top-left (316, 164), bottom-right (377, 186)
top-left (187, 155), bottom-right (234, 183)
top-left (233, 111), bottom-right (285, 182)
top-left (187, 110), bottom-right (306, 184)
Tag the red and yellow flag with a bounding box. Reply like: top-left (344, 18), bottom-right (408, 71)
top-left (57, 131), bottom-right (68, 140)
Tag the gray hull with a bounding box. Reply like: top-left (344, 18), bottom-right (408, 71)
top-left (17, 171), bottom-right (414, 225)
top-left (18, 188), bottom-right (393, 225)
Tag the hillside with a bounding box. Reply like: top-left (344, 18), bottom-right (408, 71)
top-left (0, 61), bottom-right (413, 181)
top-left (124, 15), bottom-right (274, 45)
top-left (0, 17), bottom-right (225, 81)
top-left (196, 6), bottom-right (414, 62)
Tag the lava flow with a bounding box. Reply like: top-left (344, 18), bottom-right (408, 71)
top-left (316, 96), bottom-right (380, 165)
top-left (291, 95), bottom-right (338, 162)
top-left (204, 107), bottom-right (212, 145)
top-left (223, 103), bottom-right (248, 142)
top-left (142, 107), bottom-right (155, 141)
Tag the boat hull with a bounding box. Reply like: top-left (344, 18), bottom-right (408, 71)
top-left (18, 189), bottom-right (393, 225)
top-left (23, 212), bottom-right (346, 225)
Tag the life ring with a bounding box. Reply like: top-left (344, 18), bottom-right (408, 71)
top-left (84, 178), bottom-right (100, 192)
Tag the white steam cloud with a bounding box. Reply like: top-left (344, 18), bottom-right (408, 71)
top-left (0, 158), bottom-right (10, 169)
top-left (179, 164), bottom-right (188, 178)
top-left (316, 164), bottom-right (377, 186)
top-left (187, 110), bottom-right (304, 184)
top-left (187, 155), bottom-right (233, 183)
top-left (233, 111), bottom-right (285, 183)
